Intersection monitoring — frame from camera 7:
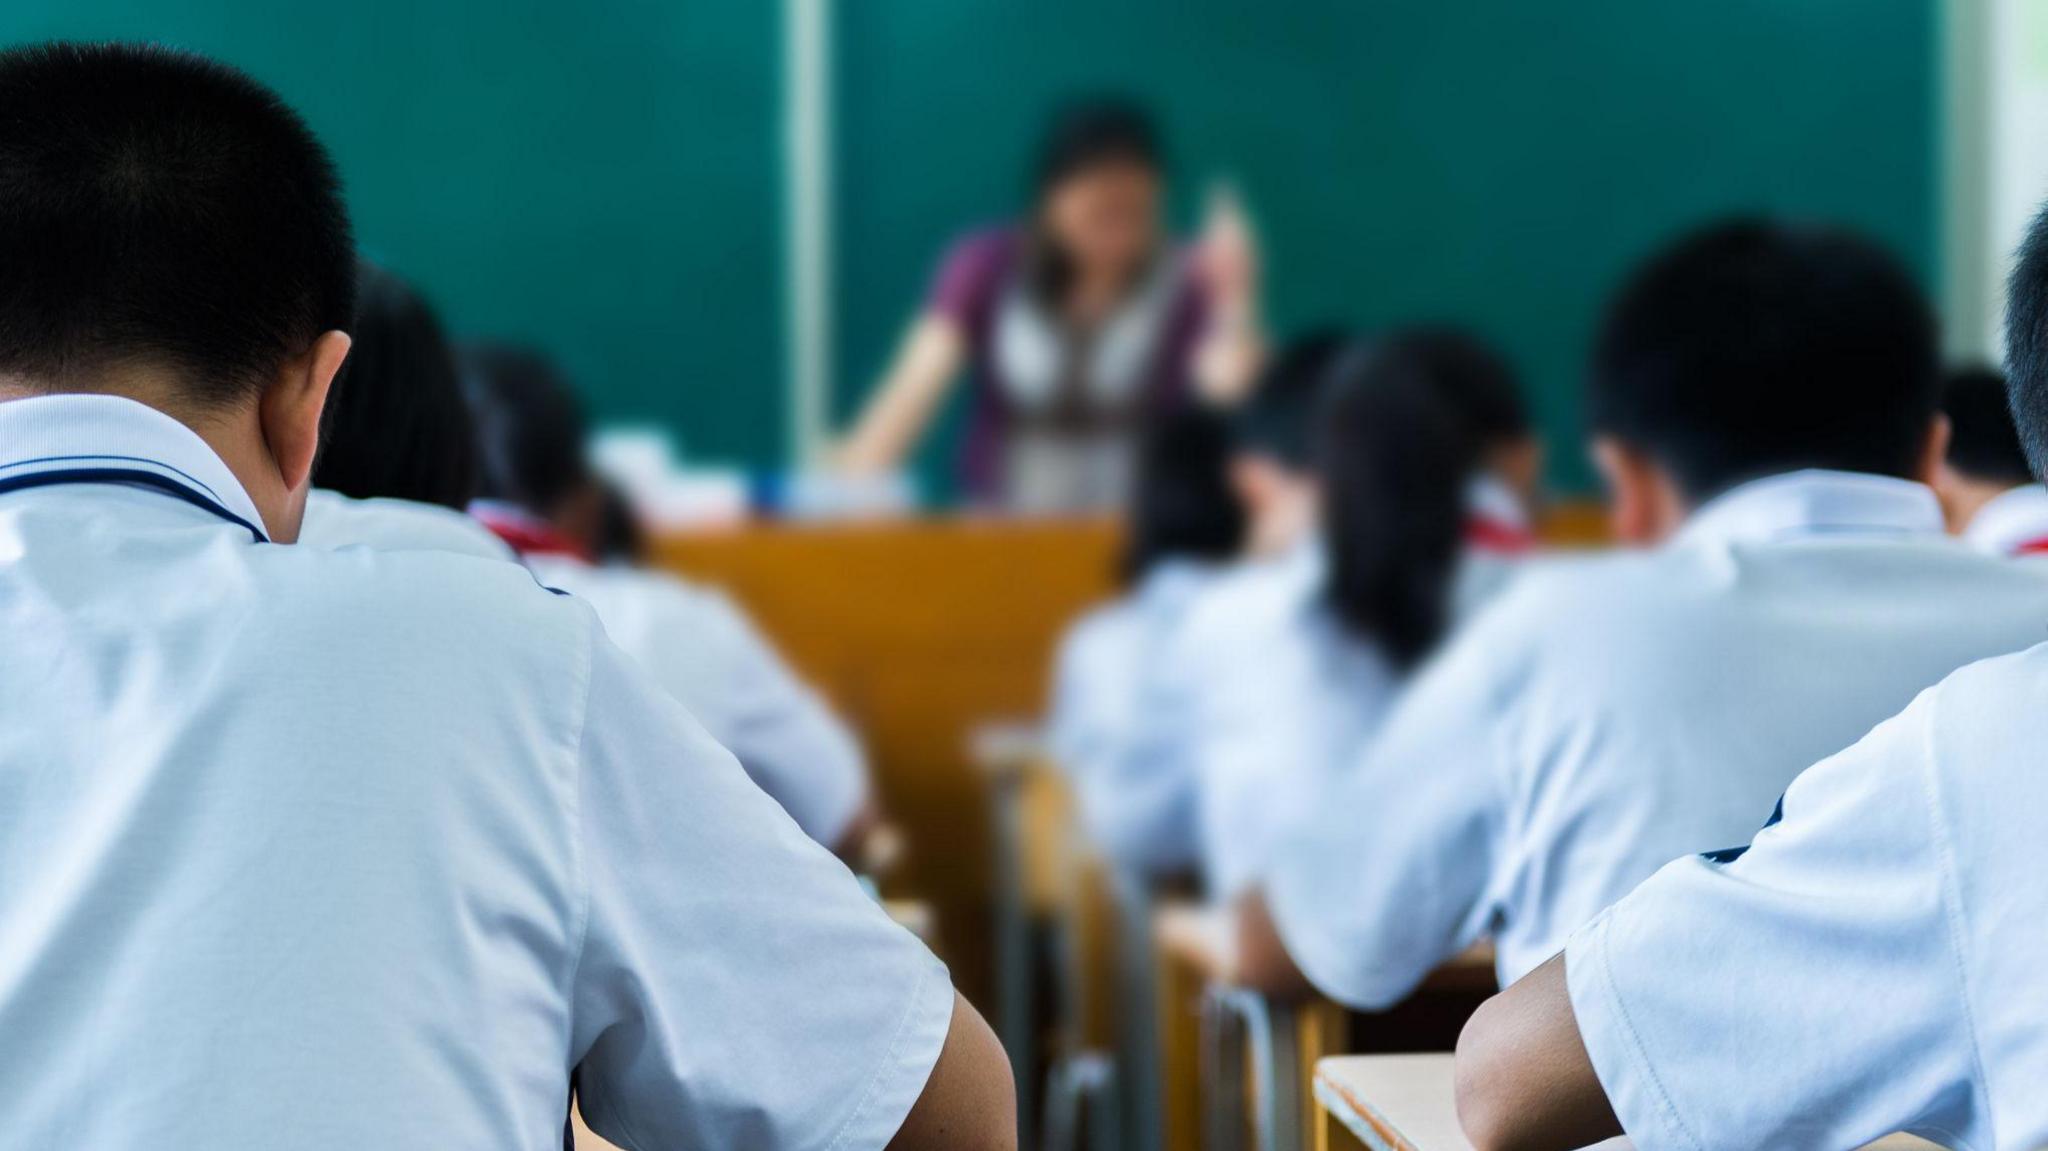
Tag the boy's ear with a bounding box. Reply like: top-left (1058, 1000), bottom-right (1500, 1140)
top-left (260, 329), bottom-right (351, 498)
top-left (1911, 414), bottom-right (1951, 489)
top-left (1591, 435), bottom-right (1683, 546)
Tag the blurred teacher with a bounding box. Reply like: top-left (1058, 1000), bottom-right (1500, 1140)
top-left (835, 97), bottom-right (1262, 513)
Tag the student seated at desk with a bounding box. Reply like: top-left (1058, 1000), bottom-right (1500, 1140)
top-left (1089, 329), bottom-right (1346, 877)
top-left (1932, 362), bottom-right (2048, 555)
top-left (296, 261), bottom-right (515, 561)
top-left (1454, 209), bottom-right (2048, 1151)
top-left (1047, 407), bottom-right (1244, 870)
top-left (0, 42), bottom-right (1010, 1150)
top-left (1237, 218), bottom-right (2048, 1009)
top-left (462, 344), bottom-right (879, 858)
top-left (1194, 332), bottom-right (1515, 900)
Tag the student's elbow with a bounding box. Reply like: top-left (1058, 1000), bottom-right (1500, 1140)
top-left (1454, 995), bottom-right (1524, 1151)
top-left (887, 992), bottom-right (1016, 1151)
top-left (1231, 889), bottom-right (1316, 999)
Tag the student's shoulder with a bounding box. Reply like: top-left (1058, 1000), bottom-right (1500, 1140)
top-left (1454, 547), bottom-right (1671, 644)
top-left (299, 490), bottom-right (515, 562)
top-left (258, 541), bottom-right (602, 665)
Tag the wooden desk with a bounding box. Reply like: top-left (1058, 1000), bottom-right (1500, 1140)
top-left (1157, 905), bottom-right (1497, 1151)
top-left (655, 516), bottom-right (1125, 1011)
top-left (1312, 1054), bottom-right (1941, 1151)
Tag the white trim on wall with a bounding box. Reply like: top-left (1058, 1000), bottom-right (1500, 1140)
top-left (783, 0), bottom-right (834, 465)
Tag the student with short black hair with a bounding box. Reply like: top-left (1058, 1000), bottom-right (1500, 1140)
top-left (1086, 328), bottom-right (1346, 878)
top-left (1453, 209), bottom-right (2048, 1151)
top-left (1932, 363), bottom-right (2048, 553)
top-left (1048, 406), bottom-right (1245, 870)
top-left (0, 41), bottom-right (1010, 1150)
top-left (295, 261), bottom-right (515, 559)
top-left (1236, 219), bottom-right (2048, 1013)
top-left (461, 342), bottom-right (881, 859)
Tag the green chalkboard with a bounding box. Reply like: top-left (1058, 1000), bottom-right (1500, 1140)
top-left (0, 0), bottom-right (786, 467)
top-left (0, 2), bottom-right (1937, 493)
top-left (834, 0), bottom-right (1938, 492)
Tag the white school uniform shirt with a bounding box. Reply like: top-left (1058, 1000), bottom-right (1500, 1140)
top-left (1265, 469), bottom-right (2048, 1006)
top-left (1098, 539), bottom-right (1326, 877)
top-left (1961, 481), bottom-right (2048, 557)
top-left (519, 550), bottom-right (871, 850)
top-left (1569, 645), bottom-right (2048, 1151)
top-left (1047, 558), bottom-right (1226, 851)
top-left (297, 488), bottom-right (517, 561)
top-left (0, 395), bottom-right (950, 1149)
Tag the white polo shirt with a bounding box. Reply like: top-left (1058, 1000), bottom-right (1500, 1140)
top-left (298, 488), bottom-right (515, 561)
top-left (1048, 558), bottom-right (1226, 868)
top-left (1962, 481), bottom-right (2048, 557)
top-left (1569, 646), bottom-right (2048, 1151)
top-left (0, 395), bottom-right (950, 1149)
top-left (1266, 469), bottom-right (2048, 1005)
top-left (1100, 540), bottom-right (1326, 878)
top-left (520, 552), bottom-right (871, 851)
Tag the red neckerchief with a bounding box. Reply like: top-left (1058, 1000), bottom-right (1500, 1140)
top-left (1464, 515), bottom-right (1537, 556)
top-left (470, 504), bottom-right (595, 564)
top-left (2014, 537), bottom-right (2048, 557)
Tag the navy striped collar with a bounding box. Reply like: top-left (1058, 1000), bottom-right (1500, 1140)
top-left (0, 394), bottom-right (271, 542)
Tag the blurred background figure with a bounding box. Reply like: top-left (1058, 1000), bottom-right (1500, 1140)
top-left (834, 96), bottom-right (1262, 513)
top-left (300, 261), bottom-right (514, 561)
top-left (462, 344), bottom-right (881, 860)
top-left (1047, 406), bottom-right (1244, 872)
top-left (1934, 363), bottom-right (2048, 554)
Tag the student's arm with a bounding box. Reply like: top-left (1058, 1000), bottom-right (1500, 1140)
top-left (1188, 183), bottom-right (1264, 406)
top-left (1514, 685), bottom-right (1979, 1151)
top-left (688, 588), bottom-right (875, 852)
top-left (1232, 887), bottom-right (1316, 999)
top-left (835, 315), bottom-right (965, 475)
top-left (569, 634), bottom-right (1014, 1150)
top-left (1453, 955), bottom-right (1618, 1151)
top-left (887, 993), bottom-right (1016, 1150)
top-left (1249, 611), bottom-right (1519, 1007)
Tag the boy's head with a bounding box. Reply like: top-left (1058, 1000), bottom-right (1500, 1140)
top-left (1932, 365), bottom-right (2033, 533)
top-left (1588, 219), bottom-right (1942, 544)
top-left (0, 42), bottom-right (356, 540)
top-left (312, 263), bottom-right (478, 511)
top-left (1997, 201), bottom-right (2048, 484)
top-left (1229, 326), bottom-right (1349, 555)
top-left (1122, 407), bottom-right (1246, 583)
top-left (459, 343), bottom-right (605, 549)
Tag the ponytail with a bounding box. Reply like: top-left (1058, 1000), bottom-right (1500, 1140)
top-left (1317, 337), bottom-right (1476, 668)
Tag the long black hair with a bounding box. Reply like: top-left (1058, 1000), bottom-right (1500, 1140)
top-left (313, 262), bottom-right (478, 510)
top-left (1122, 406), bottom-right (1246, 582)
top-left (1022, 94), bottom-right (1164, 306)
top-left (1318, 334), bottom-right (1478, 668)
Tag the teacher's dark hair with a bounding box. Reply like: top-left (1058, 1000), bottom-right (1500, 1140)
top-left (1025, 94), bottom-right (1163, 303)
top-left (1122, 407), bottom-right (1246, 583)
top-left (313, 262), bottom-right (478, 510)
top-left (1319, 335), bottom-right (1476, 668)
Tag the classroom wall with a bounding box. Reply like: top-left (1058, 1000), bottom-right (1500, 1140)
top-left (0, 0), bottom-right (787, 466)
top-left (1, 1), bottom-right (1937, 492)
